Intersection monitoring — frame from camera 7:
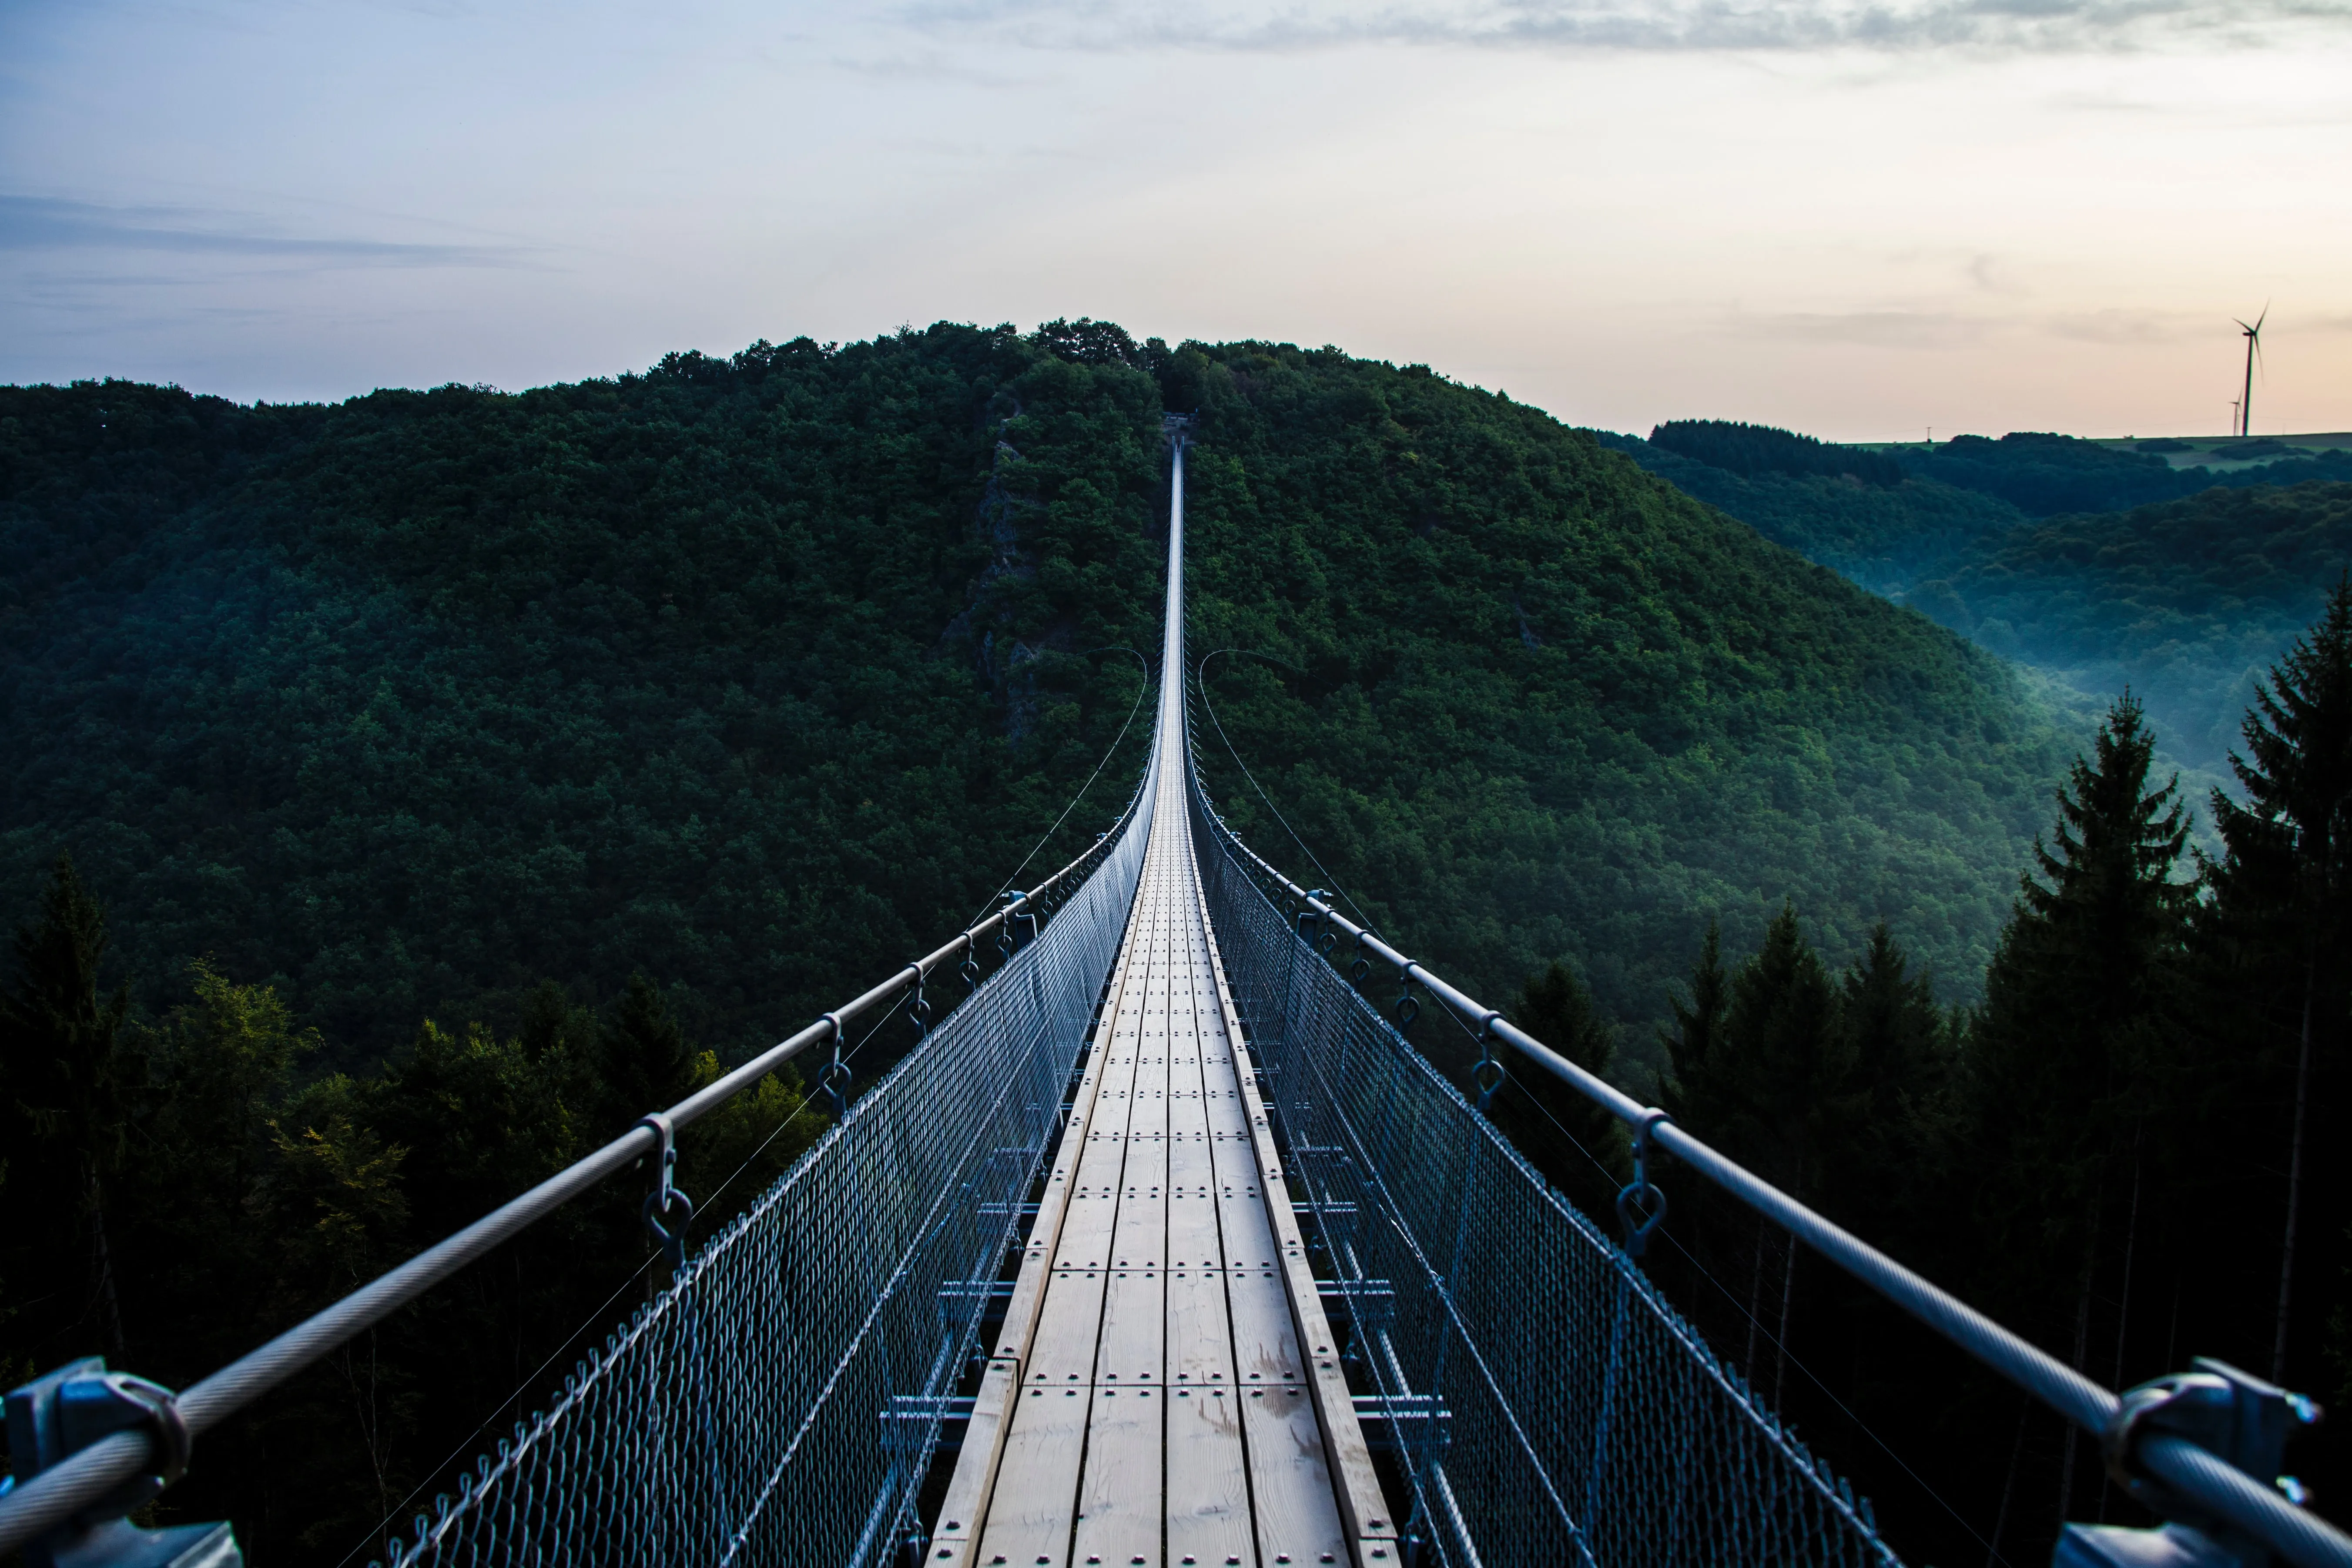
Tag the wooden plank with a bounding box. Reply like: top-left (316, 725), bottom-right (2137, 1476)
top-left (930, 1357), bottom-right (1021, 1568)
top-left (1095, 1265), bottom-right (1165, 1385)
top-left (1166, 1378), bottom-right (1255, 1568)
top-left (1198, 899), bottom-right (1400, 1560)
top-left (975, 1377), bottom-right (1092, 1568)
top-left (1165, 1267), bottom-right (1236, 1387)
top-left (1072, 1381), bottom-right (1166, 1568)
top-left (1224, 1266), bottom-right (1305, 1389)
top-left (1238, 1381), bottom-right (1349, 1568)
top-left (1055, 1014), bottom-right (1144, 1271)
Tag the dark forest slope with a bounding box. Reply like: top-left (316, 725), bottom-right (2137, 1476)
top-left (3, 331), bottom-right (2070, 1077)
top-left (1174, 344), bottom-right (2065, 1056)
top-left (1, 335), bottom-right (1167, 1065)
top-left (1908, 480), bottom-right (2352, 767)
top-left (1600, 425), bottom-right (2352, 775)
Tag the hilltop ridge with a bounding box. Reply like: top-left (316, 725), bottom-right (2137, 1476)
top-left (0, 324), bottom-right (2072, 1075)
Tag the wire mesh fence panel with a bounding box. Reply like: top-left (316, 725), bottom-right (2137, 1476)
top-left (1190, 790), bottom-right (1900, 1568)
top-left (380, 797), bottom-right (1155, 1568)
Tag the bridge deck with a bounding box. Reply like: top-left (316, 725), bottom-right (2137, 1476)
top-left (931, 772), bottom-right (1394, 1568)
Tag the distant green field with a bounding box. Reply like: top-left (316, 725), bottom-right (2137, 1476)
top-left (1853, 430), bottom-right (2352, 471)
top-left (2089, 432), bottom-right (2352, 470)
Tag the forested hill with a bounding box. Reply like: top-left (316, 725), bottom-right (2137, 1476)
top-left (1906, 482), bottom-right (2352, 767)
top-left (1601, 422), bottom-right (2352, 773)
top-left (0, 335), bottom-right (1167, 1066)
top-left (3, 326), bottom-right (2066, 1079)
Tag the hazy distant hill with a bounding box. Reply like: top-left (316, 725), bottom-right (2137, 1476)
top-left (1894, 428), bottom-right (2352, 516)
top-left (1592, 429), bottom-right (2021, 594)
top-left (1907, 481), bottom-right (2352, 769)
top-left (2, 330), bottom-right (2069, 1078)
top-left (1606, 422), bottom-right (2352, 773)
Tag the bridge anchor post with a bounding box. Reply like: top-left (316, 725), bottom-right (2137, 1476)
top-left (2055, 1357), bottom-right (2321, 1568)
top-left (2, 1359), bottom-right (239, 1568)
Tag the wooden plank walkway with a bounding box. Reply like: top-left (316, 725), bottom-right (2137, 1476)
top-left (930, 758), bottom-right (1396, 1568)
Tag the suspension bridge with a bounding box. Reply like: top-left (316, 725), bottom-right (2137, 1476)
top-left (2, 425), bottom-right (2346, 1568)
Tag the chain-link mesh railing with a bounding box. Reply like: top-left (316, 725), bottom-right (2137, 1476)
top-left (376, 779), bottom-right (1159, 1568)
top-left (1189, 785), bottom-right (1898, 1568)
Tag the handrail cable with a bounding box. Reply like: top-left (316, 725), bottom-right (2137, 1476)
top-left (328, 992), bottom-right (901, 1568)
top-left (0, 783), bottom-right (1150, 1558)
top-left (1190, 645), bottom-right (1377, 932)
top-left (963, 646), bottom-right (1154, 930)
top-left (1435, 996), bottom-right (2005, 1565)
top-left (1197, 804), bottom-right (2352, 1568)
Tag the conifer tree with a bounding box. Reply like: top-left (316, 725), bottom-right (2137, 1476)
top-left (1659, 917), bottom-right (1730, 1130)
top-left (1720, 905), bottom-right (1850, 1396)
top-left (1495, 959), bottom-right (1630, 1207)
top-left (1692, 905), bottom-right (1850, 1199)
top-left (0, 853), bottom-right (133, 1359)
top-left (600, 972), bottom-right (699, 1126)
top-left (1970, 694), bottom-right (2191, 1525)
top-left (1833, 925), bottom-right (1956, 1252)
top-left (2205, 576), bottom-right (2352, 1379)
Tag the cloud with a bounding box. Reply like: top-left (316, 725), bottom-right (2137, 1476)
top-left (1730, 305), bottom-right (2319, 349)
top-left (2045, 308), bottom-right (2199, 343)
top-left (827, 49), bottom-right (1061, 85)
top-left (0, 196), bottom-right (533, 268)
top-left (1731, 308), bottom-right (1993, 347)
top-left (897, 0), bottom-right (2352, 53)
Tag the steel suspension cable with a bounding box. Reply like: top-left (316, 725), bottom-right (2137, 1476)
top-left (963, 647), bottom-right (1154, 930)
top-left (1447, 998), bottom-right (2005, 1565)
top-left (1196, 805), bottom-right (2352, 1568)
top-left (327, 993), bottom-right (893, 1568)
top-left (1190, 645), bottom-right (1378, 933)
top-left (0, 793), bottom-right (1147, 1558)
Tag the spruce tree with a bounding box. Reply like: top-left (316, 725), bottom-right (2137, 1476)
top-left (1659, 918), bottom-right (1731, 1132)
top-left (600, 972), bottom-right (698, 1126)
top-left (1834, 925), bottom-right (1956, 1248)
top-left (1969, 693), bottom-right (2191, 1531)
top-left (2205, 576), bottom-right (2352, 1380)
top-left (1494, 959), bottom-right (1630, 1210)
top-left (1722, 905), bottom-right (1849, 1397)
top-left (1715, 904), bottom-right (1849, 1200)
top-left (0, 853), bottom-right (134, 1360)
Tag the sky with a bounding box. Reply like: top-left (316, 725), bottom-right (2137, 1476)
top-left (2, 0), bottom-right (2348, 439)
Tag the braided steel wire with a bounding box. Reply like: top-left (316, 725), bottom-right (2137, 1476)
top-left (378, 788), bottom-right (1157, 1568)
top-left (1189, 785), bottom-right (1900, 1568)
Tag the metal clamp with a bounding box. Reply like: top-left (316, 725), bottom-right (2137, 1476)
top-left (1297, 890), bottom-right (1328, 939)
top-left (903, 964), bottom-right (932, 1042)
top-left (959, 933), bottom-right (980, 991)
top-left (1349, 930), bottom-right (1375, 986)
top-left (1469, 1012), bottom-right (1508, 1112)
top-left (1615, 1110), bottom-right (1672, 1258)
top-left (636, 1112), bottom-right (695, 1272)
top-left (2, 1357), bottom-right (238, 1565)
top-left (818, 1012), bottom-right (851, 1122)
top-left (1394, 963), bottom-right (1420, 1030)
top-left (2099, 1359), bottom-right (2319, 1530)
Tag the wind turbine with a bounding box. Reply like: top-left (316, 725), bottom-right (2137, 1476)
top-left (2234, 305), bottom-right (2268, 436)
